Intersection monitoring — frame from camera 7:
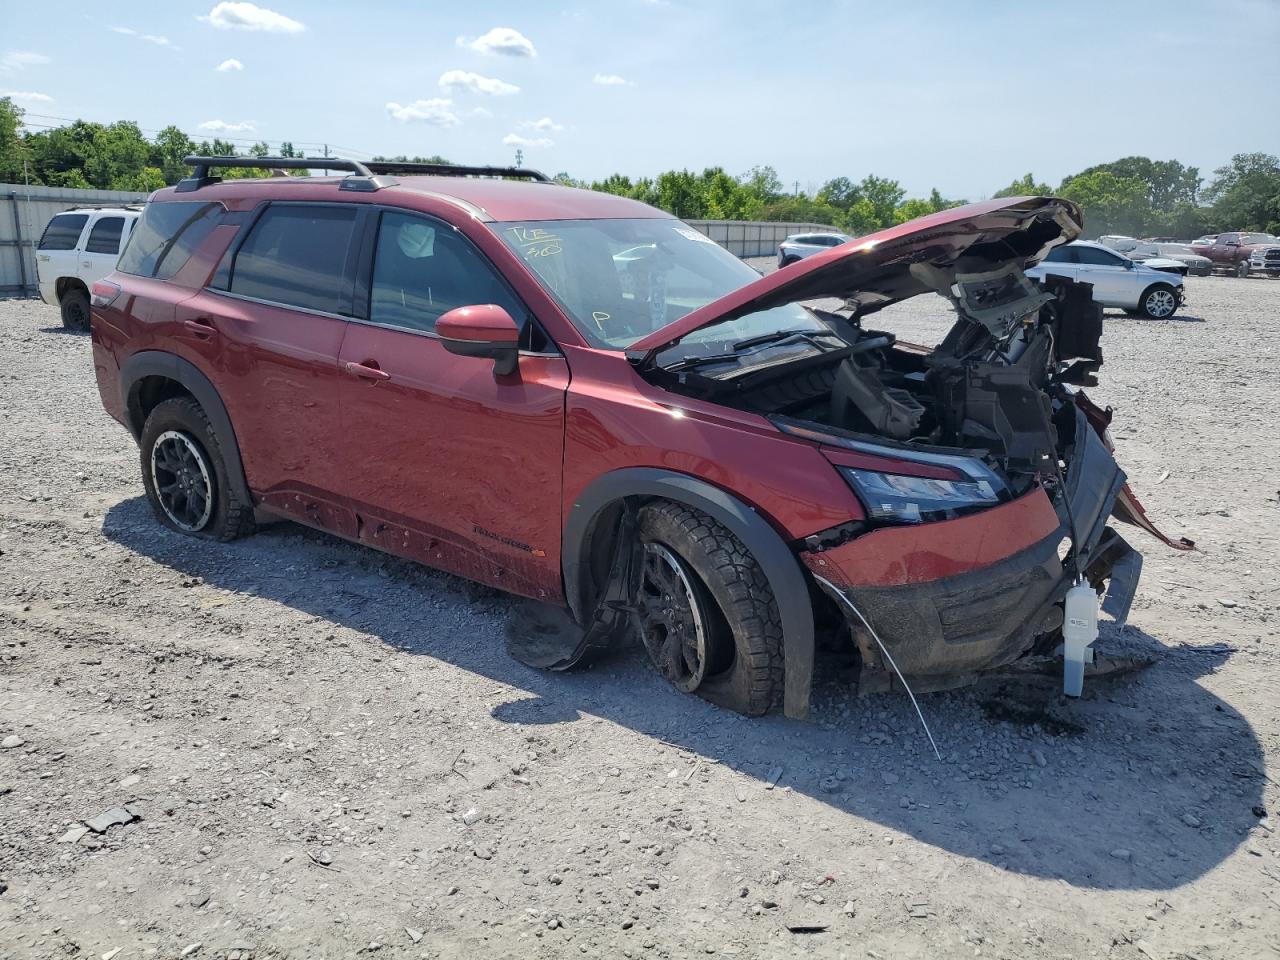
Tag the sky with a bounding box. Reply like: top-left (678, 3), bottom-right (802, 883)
top-left (2, 0), bottom-right (1278, 199)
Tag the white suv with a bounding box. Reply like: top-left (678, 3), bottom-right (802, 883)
top-left (36, 206), bottom-right (141, 330)
top-left (777, 232), bottom-right (853, 267)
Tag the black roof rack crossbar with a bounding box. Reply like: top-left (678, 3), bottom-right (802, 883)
top-left (363, 161), bottom-right (550, 182)
top-left (176, 155), bottom-right (551, 193)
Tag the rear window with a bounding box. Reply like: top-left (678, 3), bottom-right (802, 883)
top-left (118, 202), bottom-right (224, 280)
top-left (226, 205), bottom-right (358, 314)
top-left (85, 216), bottom-right (126, 255)
top-left (38, 213), bottom-right (88, 251)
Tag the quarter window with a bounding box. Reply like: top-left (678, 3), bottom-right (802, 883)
top-left (229, 205), bottom-right (358, 314)
top-left (85, 217), bottom-right (125, 255)
top-left (369, 211), bottom-right (524, 335)
top-left (38, 213), bottom-right (88, 251)
top-left (118, 202), bottom-right (224, 279)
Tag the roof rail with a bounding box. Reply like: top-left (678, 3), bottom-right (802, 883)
top-left (364, 160), bottom-right (550, 182)
top-left (176, 155), bottom-right (551, 193)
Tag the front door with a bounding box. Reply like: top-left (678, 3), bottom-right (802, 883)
top-left (1073, 246), bottom-right (1135, 306)
top-left (336, 210), bottom-right (569, 600)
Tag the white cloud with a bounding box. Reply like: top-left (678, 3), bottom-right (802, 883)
top-left (198, 119), bottom-right (257, 133)
top-left (385, 99), bottom-right (460, 126)
top-left (0, 51), bottom-right (50, 75)
top-left (469, 106), bottom-right (493, 119)
top-left (142, 34), bottom-right (172, 46)
top-left (439, 69), bottom-right (519, 97)
top-left (200, 2), bottom-right (306, 33)
top-left (110, 26), bottom-right (137, 35)
top-left (1, 90), bottom-right (53, 102)
top-left (502, 133), bottom-right (552, 149)
top-left (593, 73), bottom-right (634, 86)
top-left (215, 58), bottom-right (244, 72)
top-left (457, 27), bottom-right (536, 58)
top-left (520, 116), bottom-right (563, 132)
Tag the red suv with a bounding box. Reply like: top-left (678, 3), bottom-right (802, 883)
top-left (90, 156), bottom-right (1188, 718)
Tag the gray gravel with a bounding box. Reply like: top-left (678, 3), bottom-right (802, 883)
top-left (1, 276), bottom-right (1278, 959)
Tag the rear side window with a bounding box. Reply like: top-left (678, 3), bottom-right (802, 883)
top-left (1042, 246), bottom-right (1071, 263)
top-left (227, 205), bottom-right (358, 314)
top-left (1075, 247), bottom-right (1122, 266)
top-left (118, 202), bottom-right (223, 280)
top-left (85, 216), bottom-right (125, 255)
top-left (38, 213), bottom-right (88, 251)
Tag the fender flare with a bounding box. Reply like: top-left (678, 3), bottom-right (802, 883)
top-left (563, 467), bottom-right (815, 719)
top-left (119, 351), bottom-right (252, 506)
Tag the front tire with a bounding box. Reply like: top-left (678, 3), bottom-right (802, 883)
top-left (1138, 284), bottom-right (1179, 319)
top-left (635, 502), bottom-right (783, 715)
top-left (139, 397), bottom-right (254, 541)
top-left (60, 287), bottom-right (90, 332)
top-left (1236, 261), bottom-right (1251, 278)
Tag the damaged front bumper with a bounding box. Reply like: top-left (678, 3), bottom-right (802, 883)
top-left (802, 408), bottom-right (1144, 692)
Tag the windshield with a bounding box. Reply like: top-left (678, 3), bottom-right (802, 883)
top-left (495, 218), bottom-right (827, 352)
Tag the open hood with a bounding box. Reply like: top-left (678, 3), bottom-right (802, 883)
top-left (627, 196), bottom-right (1083, 364)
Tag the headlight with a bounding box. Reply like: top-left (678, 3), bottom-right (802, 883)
top-left (839, 467), bottom-right (1001, 524)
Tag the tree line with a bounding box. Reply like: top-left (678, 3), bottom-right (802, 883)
top-left (3, 97), bottom-right (1277, 239)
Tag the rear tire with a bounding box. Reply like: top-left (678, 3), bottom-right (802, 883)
top-left (60, 287), bottom-right (90, 332)
top-left (139, 397), bottom-right (255, 542)
top-left (1138, 284), bottom-right (1179, 319)
top-left (635, 502), bottom-right (783, 716)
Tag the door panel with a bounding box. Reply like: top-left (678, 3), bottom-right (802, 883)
top-left (336, 324), bottom-right (569, 600)
top-left (174, 289), bottom-right (355, 536)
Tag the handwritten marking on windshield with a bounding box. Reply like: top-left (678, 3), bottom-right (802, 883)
top-left (509, 227), bottom-right (563, 257)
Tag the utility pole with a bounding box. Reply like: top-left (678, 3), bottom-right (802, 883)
top-left (514, 148), bottom-right (523, 169)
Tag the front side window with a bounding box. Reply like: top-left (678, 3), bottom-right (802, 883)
top-left (85, 217), bottom-right (125, 255)
top-left (38, 213), bottom-right (88, 251)
top-left (496, 217), bottom-right (826, 351)
top-left (1042, 246), bottom-right (1072, 263)
top-left (369, 211), bottom-right (524, 334)
top-left (228, 205), bottom-right (357, 314)
top-left (118, 202), bottom-right (223, 279)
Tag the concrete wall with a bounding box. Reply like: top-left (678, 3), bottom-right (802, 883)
top-left (0, 183), bottom-right (842, 296)
top-left (0, 184), bottom-right (149, 297)
top-left (685, 220), bottom-right (844, 258)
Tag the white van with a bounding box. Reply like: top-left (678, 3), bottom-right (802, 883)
top-left (36, 206), bottom-right (141, 330)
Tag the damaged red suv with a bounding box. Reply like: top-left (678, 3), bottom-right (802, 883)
top-left (90, 156), bottom-right (1189, 718)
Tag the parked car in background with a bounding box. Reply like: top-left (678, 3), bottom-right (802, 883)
top-left (1127, 242), bottom-right (1213, 276)
top-left (1248, 245), bottom-right (1280, 278)
top-left (88, 160), bottom-right (1184, 717)
top-left (777, 232), bottom-right (852, 267)
top-left (1199, 232), bottom-right (1280, 277)
top-left (1025, 240), bottom-right (1184, 318)
top-left (37, 206), bottom-right (141, 330)
top-left (1096, 234), bottom-right (1138, 253)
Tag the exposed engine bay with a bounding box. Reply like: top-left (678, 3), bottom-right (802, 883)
top-left (647, 261), bottom-right (1105, 504)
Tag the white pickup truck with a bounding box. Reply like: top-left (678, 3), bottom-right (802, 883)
top-left (37, 206), bottom-right (141, 330)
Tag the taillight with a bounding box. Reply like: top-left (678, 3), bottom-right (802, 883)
top-left (91, 280), bottom-right (121, 307)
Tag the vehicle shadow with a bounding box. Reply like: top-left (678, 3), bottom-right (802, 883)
top-left (101, 495), bottom-right (1265, 892)
top-left (39, 326), bottom-right (87, 335)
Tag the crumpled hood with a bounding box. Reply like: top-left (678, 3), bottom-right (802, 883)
top-left (628, 196), bottom-right (1083, 362)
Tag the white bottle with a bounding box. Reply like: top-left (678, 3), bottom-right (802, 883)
top-left (1062, 581), bottom-right (1099, 697)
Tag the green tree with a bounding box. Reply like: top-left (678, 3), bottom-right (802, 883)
top-left (0, 96), bottom-right (31, 183)
top-left (1204, 153), bottom-right (1280, 233)
top-left (1058, 170), bottom-right (1151, 238)
top-left (149, 125), bottom-right (196, 184)
top-left (1066, 156), bottom-right (1201, 210)
top-left (817, 176), bottom-right (856, 209)
top-left (739, 165), bottom-right (783, 205)
top-left (993, 173), bottom-right (1052, 198)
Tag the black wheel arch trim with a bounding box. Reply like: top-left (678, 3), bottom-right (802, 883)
top-left (562, 467), bottom-right (815, 719)
top-left (119, 351), bottom-right (252, 506)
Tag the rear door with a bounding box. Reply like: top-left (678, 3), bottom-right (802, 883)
top-left (334, 208), bottom-right (569, 600)
top-left (77, 213), bottom-right (128, 287)
top-left (36, 212), bottom-right (89, 301)
top-left (188, 201), bottom-right (363, 535)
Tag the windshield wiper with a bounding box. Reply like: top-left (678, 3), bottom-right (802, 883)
top-left (663, 352), bottom-right (742, 372)
top-left (731, 329), bottom-right (831, 351)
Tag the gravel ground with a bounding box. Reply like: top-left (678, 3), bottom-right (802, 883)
top-left (1, 274), bottom-right (1278, 960)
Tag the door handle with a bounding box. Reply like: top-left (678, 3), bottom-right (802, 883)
top-left (81, 260), bottom-right (92, 268)
top-left (183, 319), bottom-right (218, 339)
top-left (344, 360), bottom-right (390, 381)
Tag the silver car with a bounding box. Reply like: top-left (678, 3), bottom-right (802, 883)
top-left (777, 232), bottom-right (852, 267)
top-left (1128, 242), bottom-right (1212, 277)
top-left (1026, 241), bottom-right (1185, 319)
